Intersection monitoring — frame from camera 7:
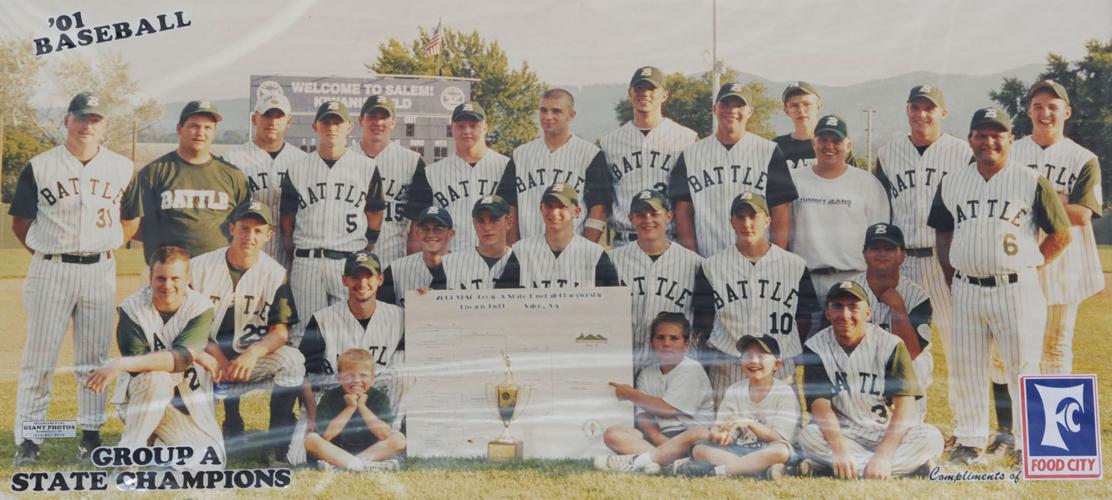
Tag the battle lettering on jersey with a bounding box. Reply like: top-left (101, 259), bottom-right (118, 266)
top-left (515, 168), bottom-right (584, 193)
top-left (886, 168), bottom-right (948, 199)
top-left (711, 279), bottom-right (798, 310)
top-left (245, 171), bottom-right (288, 194)
top-left (432, 179), bottom-right (500, 208)
top-left (1026, 163), bottom-right (1078, 192)
top-left (686, 164), bottom-right (767, 194)
top-left (609, 151), bottom-right (673, 181)
top-left (38, 177), bottom-right (126, 205)
top-left (952, 199), bottom-right (1028, 227)
top-left (786, 158), bottom-right (816, 170)
top-left (295, 182), bottom-right (370, 209)
top-left (628, 276), bottom-right (694, 309)
top-left (381, 177), bottom-right (410, 222)
top-left (159, 189), bottom-right (232, 210)
top-left (530, 279), bottom-right (581, 288)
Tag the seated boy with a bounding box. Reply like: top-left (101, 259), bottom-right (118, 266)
top-left (304, 348), bottom-right (406, 471)
top-left (676, 335), bottom-right (800, 479)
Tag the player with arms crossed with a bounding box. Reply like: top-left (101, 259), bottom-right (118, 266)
top-left (439, 195), bottom-right (517, 289)
top-left (10, 92), bottom-right (141, 464)
top-left (377, 206), bottom-right (452, 306)
top-left (600, 66), bottom-right (697, 248)
top-left (358, 95), bottom-right (424, 267)
top-left (927, 107), bottom-right (1071, 465)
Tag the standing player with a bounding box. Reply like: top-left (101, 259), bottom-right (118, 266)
top-left (405, 102), bottom-right (515, 252)
top-left (221, 93), bottom-right (308, 268)
top-left (10, 92), bottom-right (141, 464)
top-left (279, 101), bottom-right (385, 345)
top-left (137, 100), bottom-right (251, 261)
top-left (797, 281), bottom-right (943, 479)
top-left (670, 82), bottom-right (797, 255)
top-left (600, 66), bottom-right (697, 248)
top-left (358, 95), bottom-right (425, 267)
top-left (190, 202), bottom-right (303, 463)
top-left (773, 82), bottom-right (857, 169)
top-left (509, 89), bottom-right (612, 242)
top-left (611, 190), bottom-right (703, 372)
top-left (504, 183), bottom-right (621, 288)
top-left (789, 115), bottom-right (890, 296)
top-left (927, 107), bottom-right (1071, 465)
top-left (439, 195), bottom-right (517, 290)
top-left (692, 192), bottom-right (819, 404)
top-left (377, 206), bottom-right (452, 306)
top-left (85, 247), bottom-right (225, 469)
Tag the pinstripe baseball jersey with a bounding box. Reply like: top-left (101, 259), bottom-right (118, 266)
top-left (718, 377), bottom-right (801, 445)
top-left (511, 235), bottom-right (617, 288)
top-left (405, 152), bottom-right (512, 252)
top-left (9, 145), bottom-right (140, 253)
top-left (279, 150), bottom-right (385, 252)
top-left (790, 166), bottom-right (890, 271)
top-left (668, 134), bottom-right (798, 256)
top-left (441, 247), bottom-right (514, 289)
top-left (1013, 136), bottom-right (1105, 303)
top-left (599, 119), bottom-right (697, 235)
top-left (611, 242), bottom-right (703, 369)
top-left (693, 244), bottom-right (817, 359)
top-left (365, 141), bottom-right (424, 267)
top-left (802, 324), bottom-right (921, 442)
top-left (301, 300), bottom-right (405, 377)
top-left (927, 160), bottom-right (1070, 275)
top-left (220, 141), bottom-right (307, 263)
top-left (635, 357), bottom-right (715, 432)
top-left (875, 134), bottom-right (971, 249)
top-left (773, 134), bottom-right (860, 171)
top-left (190, 247), bottom-right (292, 353)
top-left (510, 136), bottom-right (610, 238)
top-left (844, 272), bottom-right (933, 389)
top-left (377, 252), bottom-right (437, 307)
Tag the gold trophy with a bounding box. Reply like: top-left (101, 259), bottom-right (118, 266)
top-left (487, 352), bottom-right (529, 461)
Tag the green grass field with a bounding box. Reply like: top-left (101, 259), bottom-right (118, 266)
top-left (0, 248), bottom-right (1109, 497)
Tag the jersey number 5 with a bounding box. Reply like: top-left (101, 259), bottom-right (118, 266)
top-left (346, 213), bottom-right (358, 233)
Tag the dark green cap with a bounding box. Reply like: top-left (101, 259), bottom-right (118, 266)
top-left (472, 195), bottom-right (511, 218)
top-left (814, 114), bottom-right (848, 139)
top-left (416, 206), bottom-right (453, 229)
top-left (907, 84), bottom-right (946, 108)
top-left (451, 101), bottom-right (485, 122)
top-left (315, 100), bottom-right (350, 123)
top-left (864, 222), bottom-right (904, 249)
top-left (736, 334), bottom-right (781, 358)
top-left (344, 251), bottom-right (382, 276)
top-left (542, 183), bottom-right (579, 208)
top-left (630, 189), bottom-right (669, 213)
top-left (1027, 79), bottom-right (1070, 106)
top-left (781, 81), bottom-right (818, 103)
top-left (730, 191), bottom-right (768, 217)
top-left (629, 66), bottom-right (665, 88)
top-left (232, 200), bottom-right (273, 225)
top-left (826, 280), bottom-right (869, 304)
top-left (179, 100), bottom-right (223, 125)
top-left (716, 82), bottom-right (750, 105)
top-left (68, 92), bottom-right (108, 117)
top-left (360, 95), bottom-right (395, 117)
top-left (969, 107), bottom-right (1012, 132)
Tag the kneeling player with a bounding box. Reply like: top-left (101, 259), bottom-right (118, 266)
top-left (304, 348), bottom-right (406, 471)
top-left (593, 313), bottom-right (713, 473)
top-left (677, 335), bottom-right (800, 479)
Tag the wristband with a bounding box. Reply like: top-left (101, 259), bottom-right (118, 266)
top-left (584, 218), bottom-right (607, 232)
top-left (365, 228), bottom-right (381, 244)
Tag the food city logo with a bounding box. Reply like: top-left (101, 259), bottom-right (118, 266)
top-left (1020, 374), bottom-right (1103, 480)
top-left (32, 10), bottom-right (192, 56)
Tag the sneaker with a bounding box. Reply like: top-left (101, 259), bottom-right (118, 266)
top-left (363, 459), bottom-right (400, 472)
top-left (943, 435), bottom-right (957, 455)
top-left (673, 458), bottom-right (716, 477)
top-left (13, 440), bottom-right (39, 466)
top-left (947, 445), bottom-right (985, 466)
top-left (908, 459), bottom-right (935, 478)
top-left (765, 463), bottom-right (786, 481)
top-left (77, 431), bottom-right (102, 461)
top-left (798, 458), bottom-right (830, 477)
top-left (986, 428), bottom-right (1015, 455)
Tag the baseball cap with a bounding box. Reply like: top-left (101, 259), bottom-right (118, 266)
top-left (68, 92), bottom-right (108, 117)
top-left (361, 95), bottom-right (395, 117)
top-left (179, 100), bottom-right (223, 125)
top-left (542, 183), bottom-right (579, 208)
top-left (472, 195), bottom-right (511, 218)
top-left (781, 81), bottom-right (818, 103)
top-left (729, 191), bottom-right (769, 217)
top-left (255, 94), bottom-right (291, 115)
top-left (716, 82), bottom-right (750, 106)
top-left (864, 223), bottom-right (905, 249)
top-left (826, 280), bottom-right (869, 304)
top-left (1027, 79), bottom-right (1070, 106)
top-left (736, 334), bottom-right (781, 358)
top-left (343, 251), bottom-right (382, 277)
top-left (630, 189), bottom-right (669, 213)
top-left (451, 102), bottom-right (485, 122)
top-left (969, 107), bottom-right (1012, 132)
top-left (232, 200), bottom-right (273, 225)
top-left (416, 206), bottom-right (453, 229)
top-left (814, 114), bottom-right (848, 139)
top-left (629, 66), bottom-right (665, 88)
top-left (314, 100), bottom-right (350, 123)
top-left (907, 84), bottom-right (946, 108)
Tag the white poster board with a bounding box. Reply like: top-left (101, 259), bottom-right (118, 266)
top-left (405, 288), bottom-right (634, 459)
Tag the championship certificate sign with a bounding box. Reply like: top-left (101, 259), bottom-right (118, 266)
top-left (405, 288), bottom-right (634, 459)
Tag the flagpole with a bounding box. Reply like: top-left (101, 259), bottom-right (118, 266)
top-left (437, 18), bottom-right (443, 77)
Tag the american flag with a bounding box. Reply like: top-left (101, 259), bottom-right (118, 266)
top-left (424, 22), bottom-right (443, 57)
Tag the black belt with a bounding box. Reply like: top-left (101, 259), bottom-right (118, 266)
top-left (41, 252), bottom-right (112, 264)
top-left (955, 271), bottom-right (1018, 287)
top-left (905, 247), bottom-right (934, 258)
top-left (294, 248), bottom-right (353, 259)
top-left (809, 267), bottom-right (847, 276)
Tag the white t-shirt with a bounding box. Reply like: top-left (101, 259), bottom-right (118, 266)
top-left (790, 166), bottom-right (890, 271)
top-left (634, 357), bottom-right (714, 434)
top-left (717, 377), bottom-right (801, 445)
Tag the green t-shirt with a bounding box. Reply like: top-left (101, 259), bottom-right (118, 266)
top-left (137, 151), bottom-right (250, 262)
top-left (116, 307), bottom-right (213, 373)
top-left (315, 385), bottom-right (394, 454)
